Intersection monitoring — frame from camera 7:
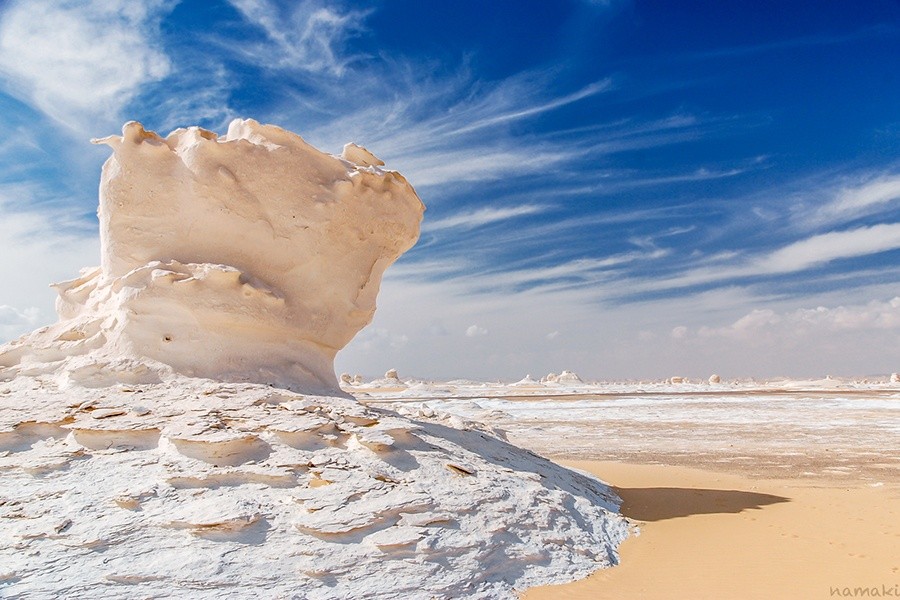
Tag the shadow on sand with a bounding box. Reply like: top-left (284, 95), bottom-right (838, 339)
top-left (614, 486), bottom-right (790, 522)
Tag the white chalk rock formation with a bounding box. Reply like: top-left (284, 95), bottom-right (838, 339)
top-left (0, 120), bottom-right (423, 393)
top-left (557, 370), bottom-right (583, 384)
top-left (512, 374), bottom-right (540, 386)
top-left (0, 121), bottom-right (627, 598)
top-left (709, 374), bottom-right (721, 384)
top-left (891, 372), bottom-right (899, 383)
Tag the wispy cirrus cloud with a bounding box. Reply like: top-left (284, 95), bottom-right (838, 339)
top-left (814, 173), bottom-right (900, 225)
top-left (675, 24), bottom-right (899, 62)
top-left (448, 79), bottom-right (613, 136)
top-left (619, 222), bottom-right (900, 296)
top-left (263, 61), bottom-right (720, 192)
top-left (383, 162), bottom-right (900, 342)
top-left (226, 0), bottom-right (368, 75)
top-left (423, 204), bottom-right (552, 232)
top-left (394, 146), bottom-right (575, 188)
top-left (757, 222), bottom-right (900, 272)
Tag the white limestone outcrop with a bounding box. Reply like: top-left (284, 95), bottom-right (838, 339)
top-left (0, 121), bottom-right (627, 599)
top-left (0, 120), bottom-right (423, 393)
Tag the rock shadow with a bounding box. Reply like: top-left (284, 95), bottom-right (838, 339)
top-left (194, 517), bottom-right (271, 545)
top-left (169, 435), bottom-right (271, 467)
top-left (614, 486), bottom-right (790, 522)
top-left (0, 422), bottom-right (69, 452)
top-left (371, 446), bottom-right (420, 472)
top-left (72, 428), bottom-right (161, 451)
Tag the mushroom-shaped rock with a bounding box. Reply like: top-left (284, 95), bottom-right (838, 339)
top-left (709, 374), bottom-right (721, 384)
top-left (1, 120), bottom-right (424, 394)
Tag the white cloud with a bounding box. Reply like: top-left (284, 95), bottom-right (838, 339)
top-left (0, 0), bottom-right (173, 132)
top-left (817, 174), bottom-right (900, 223)
top-left (835, 175), bottom-right (900, 212)
top-left (227, 0), bottom-right (367, 75)
top-left (0, 191), bottom-right (99, 341)
top-left (697, 297), bottom-right (900, 340)
top-left (458, 249), bottom-right (667, 294)
top-left (670, 325), bottom-right (688, 339)
top-left (755, 223), bottom-right (900, 273)
top-left (627, 222), bottom-right (900, 294)
top-left (612, 167), bottom-right (745, 188)
top-left (0, 2), bottom-right (894, 384)
top-left (0, 304), bottom-right (40, 342)
top-left (351, 327), bottom-right (410, 352)
top-left (423, 204), bottom-right (551, 232)
top-left (465, 325), bottom-right (488, 337)
top-left (449, 79), bottom-right (613, 136)
top-left (147, 61), bottom-right (236, 134)
top-left (397, 148), bottom-right (573, 188)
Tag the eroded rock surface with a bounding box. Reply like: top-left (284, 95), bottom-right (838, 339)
top-left (1, 120), bottom-right (423, 393)
top-left (0, 376), bottom-right (626, 599)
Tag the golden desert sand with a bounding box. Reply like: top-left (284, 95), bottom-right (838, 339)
top-left (524, 460), bottom-right (899, 600)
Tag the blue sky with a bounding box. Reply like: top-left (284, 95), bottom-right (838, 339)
top-left (0, 0), bottom-right (898, 380)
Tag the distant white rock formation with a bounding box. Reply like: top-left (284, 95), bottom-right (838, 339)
top-left (709, 374), bottom-right (721, 384)
top-left (892, 373), bottom-right (900, 383)
top-left (542, 372), bottom-right (558, 383)
top-left (0, 120), bottom-right (423, 393)
top-left (557, 370), bottom-right (583, 384)
top-left (512, 374), bottom-right (539, 386)
top-left (385, 368), bottom-right (400, 381)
